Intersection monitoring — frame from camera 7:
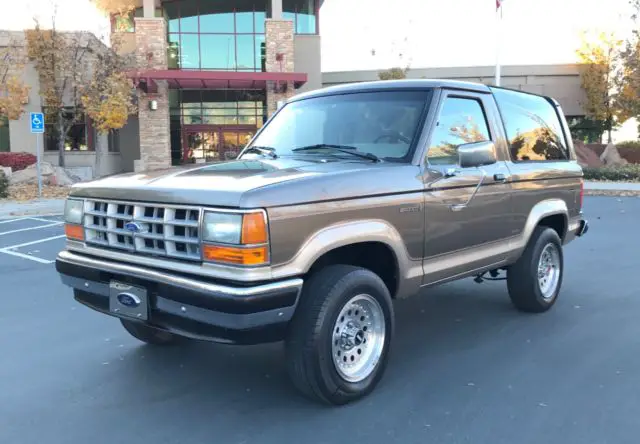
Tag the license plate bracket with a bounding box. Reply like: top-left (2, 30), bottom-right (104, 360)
top-left (109, 281), bottom-right (149, 321)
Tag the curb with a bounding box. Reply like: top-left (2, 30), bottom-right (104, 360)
top-left (584, 190), bottom-right (640, 197)
top-left (0, 200), bottom-right (65, 219)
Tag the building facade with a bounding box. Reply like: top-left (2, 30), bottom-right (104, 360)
top-left (119, 0), bottom-right (322, 173)
top-left (0, 0), bottom-right (322, 177)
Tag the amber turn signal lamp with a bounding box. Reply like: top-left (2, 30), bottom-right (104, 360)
top-left (241, 212), bottom-right (268, 245)
top-left (65, 224), bottom-right (84, 241)
top-left (203, 245), bottom-right (268, 266)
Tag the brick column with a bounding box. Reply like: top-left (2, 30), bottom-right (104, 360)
top-left (134, 18), bottom-right (171, 172)
top-left (265, 20), bottom-right (296, 117)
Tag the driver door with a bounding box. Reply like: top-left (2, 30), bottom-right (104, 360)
top-left (421, 91), bottom-right (514, 285)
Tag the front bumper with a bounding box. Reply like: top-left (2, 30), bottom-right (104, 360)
top-left (55, 250), bottom-right (303, 344)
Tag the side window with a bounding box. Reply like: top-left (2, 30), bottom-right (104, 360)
top-left (492, 88), bottom-right (568, 161)
top-left (427, 96), bottom-right (491, 165)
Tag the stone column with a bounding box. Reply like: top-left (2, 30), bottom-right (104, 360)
top-left (270, 0), bottom-right (283, 19)
top-left (265, 19), bottom-right (296, 117)
top-left (134, 18), bottom-right (171, 172)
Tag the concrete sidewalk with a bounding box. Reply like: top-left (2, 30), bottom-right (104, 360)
top-left (0, 198), bottom-right (65, 219)
top-left (585, 181), bottom-right (640, 191)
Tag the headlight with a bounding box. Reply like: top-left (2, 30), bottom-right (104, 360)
top-left (202, 212), bottom-right (243, 244)
top-left (64, 199), bottom-right (84, 225)
top-left (202, 211), bottom-right (269, 266)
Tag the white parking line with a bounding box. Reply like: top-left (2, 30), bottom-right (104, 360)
top-left (29, 216), bottom-right (64, 223)
top-left (0, 249), bottom-right (55, 264)
top-left (0, 217), bottom-right (30, 225)
top-left (0, 221), bottom-right (64, 236)
top-left (0, 234), bottom-right (66, 264)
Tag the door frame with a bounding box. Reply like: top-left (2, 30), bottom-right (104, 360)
top-left (181, 124), bottom-right (258, 163)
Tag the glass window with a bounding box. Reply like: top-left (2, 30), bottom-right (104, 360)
top-left (246, 91), bottom-right (430, 161)
top-left (283, 0), bottom-right (317, 34)
top-left (427, 97), bottom-right (490, 165)
top-left (491, 88), bottom-right (569, 161)
top-left (108, 129), bottom-right (120, 153)
top-left (179, 0), bottom-right (199, 32)
top-left (236, 11), bottom-right (254, 33)
top-left (0, 117), bottom-right (9, 152)
top-left (180, 34), bottom-right (200, 68)
top-left (165, 1), bottom-right (267, 71)
top-left (165, 1), bottom-right (180, 32)
top-left (236, 35), bottom-right (255, 70)
top-left (201, 34), bottom-right (235, 69)
top-left (255, 34), bottom-right (265, 72)
top-left (200, 12), bottom-right (234, 33)
top-left (44, 110), bottom-right (91, 151)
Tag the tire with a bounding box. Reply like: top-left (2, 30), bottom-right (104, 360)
top-left (120, 319), bottom-right (185, 346)
top-left (507, 226), bottom-right (564, 313)
top-left (285, 265), bottom-right (395, 406)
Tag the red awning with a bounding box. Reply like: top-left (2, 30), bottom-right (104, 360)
top-left (129, 70), bottom-right (307, 93)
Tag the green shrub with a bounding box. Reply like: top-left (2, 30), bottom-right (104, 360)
top-left (583, 164), bottom-right (640, 181)
top-left (615, 141), bottom-right (640, 150)
top-left (0, 170), bottom-right (8, 198)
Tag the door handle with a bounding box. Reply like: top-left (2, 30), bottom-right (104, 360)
top-left (493, 173), bottom-right (509, 182)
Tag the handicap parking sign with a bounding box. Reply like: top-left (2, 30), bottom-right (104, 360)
top-left (30, 112), bottom-right (44, 133)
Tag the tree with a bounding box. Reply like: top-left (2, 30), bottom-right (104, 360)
top-left (378, 67), bottom-right (409, 80)
top-left (618, 0), bottom-right (640, 131)
top-left (576, 30), bottom-right (626, 143)
top-left (25, 11), bottom-right (136, 173)
top-left (0, 35), bottom-right (30, 125)
top-left (25, 16), bottom-right (96, 167)
top-left (81, 35), bottom-right (137, 175)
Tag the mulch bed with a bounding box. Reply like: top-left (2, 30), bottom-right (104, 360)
top-left (0, 184), bottom-right (71, 202)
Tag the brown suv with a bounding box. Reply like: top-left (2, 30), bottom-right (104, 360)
top-left (55, 79), bottom-right (588, 405)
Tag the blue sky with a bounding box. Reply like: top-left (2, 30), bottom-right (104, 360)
top-left (1, 0), bottom-right (635, 72)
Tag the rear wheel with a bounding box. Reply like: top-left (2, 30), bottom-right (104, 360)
top-left (285, 265), bottom-right (394, 405)
top-left (120, 319), bottom-right (185, 346)
top-left (507, 226), bottom-right (564, 313)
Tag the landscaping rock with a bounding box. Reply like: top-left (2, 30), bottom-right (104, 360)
top-left (574, 140), bottom-right (604, 167)
top-left (600, 143), bottom-right (629, 166)
top-left (9, 162), bottom-right (82, 187)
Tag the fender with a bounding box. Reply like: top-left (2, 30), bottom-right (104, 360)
top-left (507, 198), bottom-right (568, 260)
top-left (270, 219), bottom-right (423, 298)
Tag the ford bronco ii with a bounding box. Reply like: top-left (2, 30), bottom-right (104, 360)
top-left (56, 79), bottom-right (588, 405)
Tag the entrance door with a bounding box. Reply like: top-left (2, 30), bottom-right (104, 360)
top-left (182, 126), bottom-right (256, 164)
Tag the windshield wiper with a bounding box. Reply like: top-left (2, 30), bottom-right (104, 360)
top-left (292, 144), bottom-right (380, 162)
top-left (243, 145), bottom-right (278, 159)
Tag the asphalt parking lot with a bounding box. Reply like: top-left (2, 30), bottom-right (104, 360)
top-left (1, 196), bottom-right (640, 444)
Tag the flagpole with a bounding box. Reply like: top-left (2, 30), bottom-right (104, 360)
top-left (495, 1), bottom-right (502, 86)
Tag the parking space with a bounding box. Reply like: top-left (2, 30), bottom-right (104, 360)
top-left (2, 197), bottom-right (640, 444)
top-left (0, 215), bottom-right (66, 265)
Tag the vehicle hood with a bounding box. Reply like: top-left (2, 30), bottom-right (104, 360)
top-left (70, 157), bottom-right (421, 208)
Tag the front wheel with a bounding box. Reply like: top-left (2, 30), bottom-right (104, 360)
top-left (507, 226), bottom-right (564, 313)
top-left (285, 265), bottom-right (394, 405)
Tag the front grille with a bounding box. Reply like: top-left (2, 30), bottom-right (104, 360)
top-left (83, 199), bottom-right (201, 261)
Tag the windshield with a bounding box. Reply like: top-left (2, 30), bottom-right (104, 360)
top-left (242, 90), bottom-right (431, 162)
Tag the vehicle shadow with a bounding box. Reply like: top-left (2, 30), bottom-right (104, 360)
top-left (110, 278), bottom-right (535, 412)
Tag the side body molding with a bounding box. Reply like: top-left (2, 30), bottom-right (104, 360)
top-left (271, 219), bottom-right (423, 299)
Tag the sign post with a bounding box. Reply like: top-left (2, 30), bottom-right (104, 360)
top-left (30, 112), bottom-right (45, 198)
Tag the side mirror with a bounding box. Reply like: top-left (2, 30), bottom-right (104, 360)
top-left (458, 141), bottom-right (497, 168)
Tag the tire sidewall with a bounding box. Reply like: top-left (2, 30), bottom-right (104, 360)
top-left (527, 228), bottom-right (564, 307)
top-left (314, 270), bottom-right (394, 400)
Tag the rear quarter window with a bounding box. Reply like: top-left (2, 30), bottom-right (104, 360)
top-left (491, 88), bottom-right (569, 161)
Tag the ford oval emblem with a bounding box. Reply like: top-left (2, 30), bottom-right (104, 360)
top-left (117, 292), bottom-right (141, 308)
top-left (124, 222), bottom-right (144, 233)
